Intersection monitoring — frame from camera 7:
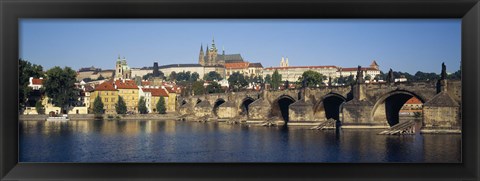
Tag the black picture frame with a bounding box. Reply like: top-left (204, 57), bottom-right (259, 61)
top-left (1, 0), bottom-right (479, 180)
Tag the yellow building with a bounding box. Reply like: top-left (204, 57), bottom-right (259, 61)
top-left (142, 87), bottom-right (169, 113)
top-left (165, 86), bottom-right (179, 112)
top-left (115, 79), bottom-right (139, 113)
top-left (90, 80), bottom-right (118, 114)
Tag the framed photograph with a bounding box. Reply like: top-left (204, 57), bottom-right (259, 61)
top-left (1, 0), bottom-right (479, 180)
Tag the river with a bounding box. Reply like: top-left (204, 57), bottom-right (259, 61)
top-left (19, 119), bottom-right (461, 162)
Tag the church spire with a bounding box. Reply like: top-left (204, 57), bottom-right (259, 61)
top-left (211, 36), bottom-right (216, 49)
top-left (200, 43), bottom-right (203, 52)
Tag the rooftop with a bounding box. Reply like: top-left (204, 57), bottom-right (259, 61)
top-left (95, 80), bottom-right (117, 91)
top-left (115, 79), bottom-right (138, 89)
top-left (225, 62), bottom-right (250, 69)
top-left (31, 78), bottom-right (43, 85)
top-left (264, 65), bottom-right (337, 70)
top-left (142, 88), bottom-right (169, 97)
top-left (158, 64), bottom-right (203, 69)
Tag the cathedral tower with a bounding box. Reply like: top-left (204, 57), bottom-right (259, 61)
top-left (207, 37), bottom-right (218, 66)
top-left (199, 44), bottom-right (205, 66)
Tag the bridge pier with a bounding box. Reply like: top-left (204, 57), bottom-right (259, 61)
top-left (216, 101), bottom-right (238, 119)
top-left (421, 92), bottom-right (461, 133)
top-left (288, 99), bottom-right (316, 125)
top-left (246, 98), bottom-right (270, 122)
top-left (194, 100), bottom-right (212, 118)
top-left (342, 99), bottom-right (388, 128)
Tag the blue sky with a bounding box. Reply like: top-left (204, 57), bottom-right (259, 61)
top-left (20, 19), bottom-right (461, 74)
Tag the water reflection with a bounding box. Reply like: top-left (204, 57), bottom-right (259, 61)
top-left (19, 120), bottom-right (461, 163)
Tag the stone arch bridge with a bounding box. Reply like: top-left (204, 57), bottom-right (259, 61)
top-left (178, 80), bottom-right (461, 132)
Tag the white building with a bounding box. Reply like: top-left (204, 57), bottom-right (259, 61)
top-left (263, 58), bottom-right (381, 83)
top-left (28, 77), bottom-right (43, 90)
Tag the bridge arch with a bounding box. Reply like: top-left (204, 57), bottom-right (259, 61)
top-left (271, 95), bottom-right (296, 123)
top-left (371, 90), bottom-right (425, 127)
top-left (314, 93), bottom-right (347, 121)
top-left (212, 98), bottom-right (226, 117)
top-left (239, 97), bottom-right (255, 116)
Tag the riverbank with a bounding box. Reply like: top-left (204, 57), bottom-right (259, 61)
top-left (19, 113), bottom-right (179, 121)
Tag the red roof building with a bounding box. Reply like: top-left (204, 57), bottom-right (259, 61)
top-left (31, 78), bottom-right (43, 85)
top-left (95, 80), bottom-right (117, 91)
top-left (115, 79), bottom-right (138, 89)
top-left (405, 97), bottom-right (422, 104)
top-left (142, 88), bottom-right (169, 97)
top-left (225, 62), bottom-right (250, 69)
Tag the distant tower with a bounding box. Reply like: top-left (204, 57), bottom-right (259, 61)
top-left (205, 45), bottom-right (210, 65)
top-left (370, 60), bottom-right (379, 70)
top-left (115, 55), bottom-right (131, 80)
top-left (280, 57), bottom-right (285, 67)
top-left (207, 37), bottom-right (218, 66)
top-left (285, 57), bottom-right (289, 67)
top-left (199, 44), bottom-right (205, 66)
top-left (115, 55), bottom-right (123, 79)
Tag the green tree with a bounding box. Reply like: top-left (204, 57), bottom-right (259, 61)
top-left (448, 69), bottom-right (461, 80)
top-left (156, 96), bottom-right (167, 114)
top-left (175, 71), bottom-right (191, 82)
top-left (228, 72), bottom-right (248, 91)
top-left (264, 74), bottom-right (272, 85)
top-left (19, 59), bottom-right (44, 109)
top-left (93, 95), bottom-right (104, 114)
top-left (298, 70), bottom-right (326, 87)
top-left (204, 71), bottom-right (223, 81)
top-left (206, 82), bottom-right (223, 93)
top-left (271, 70), bottom-right (282, 90)
top-left (143, 71), bottom-right (165, 81)
top-left (190, 72), bottom-right (200, 82)
top-left (169, 71), bottom-right (177, 81)
top-left (143, 73), bottom-right (154, 80)
top-left (336, 75), bottom-right (355, 85)
top-left (192, 81), bottom-right (205, 95)
top-left (35, 100), bottom-right (45, 115)
top-left (412, 71), bottom-right (439, 81)
top-left (44, 66), bottom-right (79, 113)
top-left (138, 96), bottom-right (148, 114)
top-left (115, 96), bottom-right (127, 114)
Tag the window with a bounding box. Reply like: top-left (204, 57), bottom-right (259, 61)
top-left (105, 98), bottom-right (108, 102)
top-left (112, 98), bottom-right (115, 102)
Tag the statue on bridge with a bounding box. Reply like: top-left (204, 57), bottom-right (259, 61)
top-left (441, 62), bottom-right (447, 80)
top-left (356, 65), bottom-right (364, 84)
top-left (301, 78), bottom-right (307, 89)
top-left (386, 68), bottom-right (394, 83)
top-left (284, 80), bottom-right (290, 89)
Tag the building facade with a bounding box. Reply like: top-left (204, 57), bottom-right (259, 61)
top-left (115, 79), bottom-right (139, 113)
top-left (89, 80), bottom-right (118, 115)
top-left (264, 58), bottom-right (381, 83)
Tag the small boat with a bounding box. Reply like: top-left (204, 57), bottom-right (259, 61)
top-left (46, 114), bottom-right (70, 121)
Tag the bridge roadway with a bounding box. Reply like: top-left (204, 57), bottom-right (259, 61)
top-left (177, 80), bottom-right (461, 133)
